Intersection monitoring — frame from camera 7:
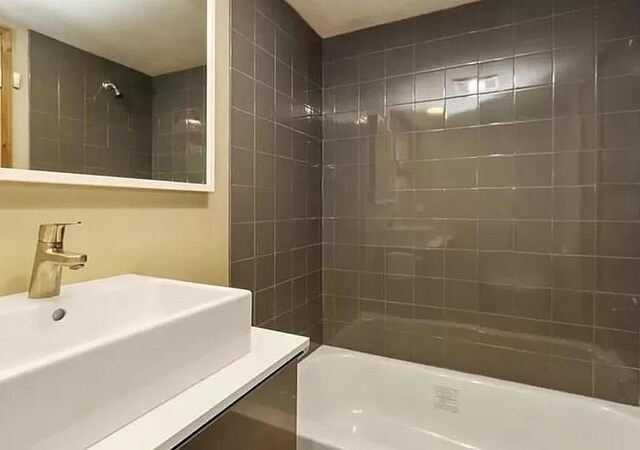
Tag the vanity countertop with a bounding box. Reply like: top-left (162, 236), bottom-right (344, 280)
top-left (89, 327), bottom-right (309, 450)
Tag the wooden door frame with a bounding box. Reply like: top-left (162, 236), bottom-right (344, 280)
top-left (0, 26), bottom-right (12, 168)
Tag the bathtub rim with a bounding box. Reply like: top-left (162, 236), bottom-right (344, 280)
top-left (300, 345), bottom-right (640, 416)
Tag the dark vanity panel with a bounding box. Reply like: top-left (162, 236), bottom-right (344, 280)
top-left (175, 360), bottom-right (297, 450)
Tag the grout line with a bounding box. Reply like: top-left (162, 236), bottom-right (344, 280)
top-left (592, 0), bottom-right (602, 398)
top-left (550, 0), bottom-right (560, 389)
top-left (323, 265), bottom-right (640, 301)
top-left (323, 294), bottom-right (640, 335)
top-left (509, 20), bottom-right (518, 321)
top-left (325, 7), bottom-right (638, 63)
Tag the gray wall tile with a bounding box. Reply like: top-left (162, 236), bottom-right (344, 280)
top-left (229, 0), bottom-right (323, 343)
top-left (226, 0), bottom-right (640, 405)
top-left (319, 0), bottom-right (640, 406)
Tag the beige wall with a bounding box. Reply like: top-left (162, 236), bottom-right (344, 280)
top-left (0, 0), bottom-right (230, 296)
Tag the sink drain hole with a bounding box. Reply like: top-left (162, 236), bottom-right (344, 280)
top-left (52, 308), bottom-right (66, 322)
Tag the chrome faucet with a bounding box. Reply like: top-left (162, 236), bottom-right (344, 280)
top-left (28, 222), bottom-right (88, 299)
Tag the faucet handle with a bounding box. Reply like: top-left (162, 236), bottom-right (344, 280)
top-left (38, 222), bottom-right (82, 244)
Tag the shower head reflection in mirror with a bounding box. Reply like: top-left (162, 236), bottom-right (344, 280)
top-left (96, 81), bottom-right (124, 100)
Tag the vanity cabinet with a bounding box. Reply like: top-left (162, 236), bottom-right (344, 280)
top-left (174, 359), bottom-right (298, 450)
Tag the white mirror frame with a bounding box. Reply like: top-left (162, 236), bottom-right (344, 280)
top-left (0, 0), bottom-right (215, 192)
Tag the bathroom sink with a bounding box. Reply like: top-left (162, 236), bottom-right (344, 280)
top-left (0, 275), bottom-right (251, 450)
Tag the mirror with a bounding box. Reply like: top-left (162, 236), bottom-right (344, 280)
top-left (0, 0), bottom-right (212, 190)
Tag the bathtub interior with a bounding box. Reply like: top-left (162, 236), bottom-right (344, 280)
top-left (298, 346), bottom-right (640, 450)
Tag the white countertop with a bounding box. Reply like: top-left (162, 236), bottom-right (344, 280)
top-left (89, 327), bottom-right (309, 450)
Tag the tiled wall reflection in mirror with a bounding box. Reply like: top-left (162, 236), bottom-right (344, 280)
top-left (2, 1), bottom-right (208, 184)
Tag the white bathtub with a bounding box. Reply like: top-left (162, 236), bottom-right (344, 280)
top-left (298, 346), bottom-right (640, 450)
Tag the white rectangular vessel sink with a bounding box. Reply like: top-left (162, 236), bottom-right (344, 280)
top-left (0, 275), bottom-right (251, 450)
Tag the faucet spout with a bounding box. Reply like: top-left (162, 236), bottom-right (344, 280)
top-left (44, 249), bottom-right (87, 267)
top-left (28, 223), bottom-right (87, 299)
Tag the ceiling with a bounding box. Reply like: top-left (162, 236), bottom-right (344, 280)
top-left (0, 0), bottom-right (206, 76)
top-left (285, 0), bottom-right (478, 38)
